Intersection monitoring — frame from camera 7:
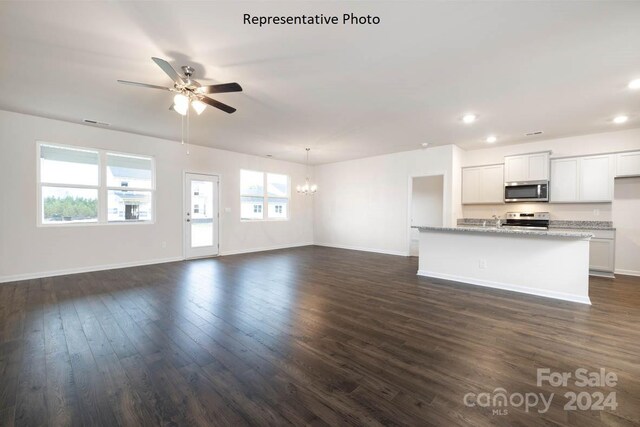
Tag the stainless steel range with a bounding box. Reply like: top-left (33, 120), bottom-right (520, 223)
top-left (502, 212), bottom-right (550, 230)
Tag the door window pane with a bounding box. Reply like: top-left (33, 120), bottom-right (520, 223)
top-left (240, 170), bottom-right (264, 196)
top-left (241, 196), bottom-right (264, 220)
top-left (106, 153), bottom-right (153, 189)
top-left (107, 190), bottom-right (152, 222)
top-left (41, 186), bottom-right (98, 224)
top-left (268, 198), bottom-right (288, 219)
top-left (267, 173), bottom-right (289, 197)
top-left (190, 180), bottom-right (214, 248)
top-left (40, 144), bottom-right (99, 186)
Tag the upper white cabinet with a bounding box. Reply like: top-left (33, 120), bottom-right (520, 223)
top-left (615, 151), bottom-right (640, 177)
top-left (550, 158), bottom-right (579, 202)
top-left (580, 155), bottom-right (614, 201)
top-left (550, 154), bottom-right (614, 203)
top-left (504, 152), bottom-right (550, 183)
top-left (462, 164), bottom-right (504, 204)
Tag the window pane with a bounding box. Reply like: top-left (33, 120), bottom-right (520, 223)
top-left (268, 197), bottom-right (288, 219)
top-left (107, 153), bottom-right (153, 189)
top-left (42, 186), bottom-right (98, 224)
top-left (241, 196), bottom-right (264, 220)
top-left (190, 180), bottom-right (214, 247)
top-left (107, 190), bottom-right (152, 222)
top-left (267, 173), bottom-right (289, 197)
top-left (40, 144), bottom-right (99, 186)
top-left (240, 170), bottom-right (264, 196)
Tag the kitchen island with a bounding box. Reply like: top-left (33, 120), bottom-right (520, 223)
top-left (413, 226), bottom-right (593, 304)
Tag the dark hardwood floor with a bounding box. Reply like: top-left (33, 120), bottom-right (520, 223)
top-left (0, 246), bottom-right (639, 426)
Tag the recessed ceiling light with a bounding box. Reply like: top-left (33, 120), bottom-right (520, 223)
top-left (462, 114), bottom-right (477, 124)
top-left (628, 79), bottom-right (640, 90)
top-left (486, 135), bottom-right (497, 143)
top-left (613, 115), bottom-right (629, 124)
top-left (421, 142), bottom-right (430, 148)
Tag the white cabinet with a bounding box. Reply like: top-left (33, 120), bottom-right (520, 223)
top-left (589, 238), bottom-right (615, 274)
top-left (579, 155), bottom-right (614, 202)
top-left (550, 158), bottom-right (579, 202)
top-left (615, 151), bottom-right (640, 177)
top-left (504, 152), bottom-right (550, 183)
top-left (550, 154), bottom-right (614, 203)
top-left (462, 164), bottom-right (504, 204)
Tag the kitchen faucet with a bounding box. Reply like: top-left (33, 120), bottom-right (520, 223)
top-left (492, 215), bottom-right (501, 228)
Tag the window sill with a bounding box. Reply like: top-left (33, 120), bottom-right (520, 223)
top-left (240, 218), bottom-right (290, 223)
top-left (37, 220), bottom-right (155, 228)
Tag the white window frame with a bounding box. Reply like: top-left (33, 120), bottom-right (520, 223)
top-left (37, 141), bottom-right (156, 227)
top-left (240, 169), bottom-right (290, 222)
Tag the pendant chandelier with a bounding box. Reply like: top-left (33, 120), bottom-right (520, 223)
top-left (296, 148), bottom-right (317, 195)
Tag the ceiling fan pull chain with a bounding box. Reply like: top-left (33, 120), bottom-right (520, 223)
top-left (181, 114), bottom-right (184, 145)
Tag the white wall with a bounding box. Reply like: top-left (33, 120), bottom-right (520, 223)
top-left (0, 110), bottom-right (313, 282)
top-left (314, 145), bottom-right (456, 256)
top-left (613, 177), bottom-right (640, 276)
top-left (459, 128), bottom-right (640, 221)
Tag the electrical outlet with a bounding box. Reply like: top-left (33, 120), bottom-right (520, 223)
top-left (479, 259), bottom-right (487, 269)
top-left (593, 209), bottom-right (600, 216)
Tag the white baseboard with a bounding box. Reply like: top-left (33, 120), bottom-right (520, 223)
top-left (417, 270), bottom-right (592, 305)
top-left (0, 256), bottom-right (184, 284)
top-left (614, 269), bottom-right (640, 277)
top-left (314, 242), bottom-right (409, 257)
top-left (1, 242), bottom-right (318, 283)
top-left (220, 242), bottom-right (314, 256)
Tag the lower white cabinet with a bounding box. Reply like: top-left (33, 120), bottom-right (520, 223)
top-left (550, 154), bottom-right (614, 203)
top-left (462, 164), bottom-right (504, 204)
top-left (589, 238), bottom-right (615, 274)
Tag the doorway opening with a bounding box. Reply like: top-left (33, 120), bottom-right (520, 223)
top-left (409, 175), bottom-right (444, 256)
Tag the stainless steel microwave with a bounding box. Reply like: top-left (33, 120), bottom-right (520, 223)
top-left (504, 180), bottom-right (549, 203)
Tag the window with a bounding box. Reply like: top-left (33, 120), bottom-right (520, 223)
top-left (38, 142), bottom-right (155, 225)
top-left (106, 153), bottom-right (153, 223)
top-left (240, 170), bottom-right (289, 220)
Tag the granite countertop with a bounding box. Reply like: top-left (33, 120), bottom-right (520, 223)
top-left (547, 220), bottom-right (615, 230)
top-left (412, 225), bottom-right (594, 239)
top-left (458, 218), bottom-right (615, 230)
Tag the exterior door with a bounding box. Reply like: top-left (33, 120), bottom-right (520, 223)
top-left (184, 173), bottom-right (219, 258)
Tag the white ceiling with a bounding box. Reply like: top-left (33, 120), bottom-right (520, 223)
top-left (1, 1), bottom-right (639, 164)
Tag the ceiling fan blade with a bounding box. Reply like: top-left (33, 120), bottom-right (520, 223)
top-left (196, 82), bottom-right (243, 94)
top-left (199, 96), bottom-right (237, 114)
top-left (117, 80), bottom-right (171, 91)
top-left (151, 57), bottom-right (185, 84)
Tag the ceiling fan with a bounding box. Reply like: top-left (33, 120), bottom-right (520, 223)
top-left (118, 57), bottom-right (242, 115)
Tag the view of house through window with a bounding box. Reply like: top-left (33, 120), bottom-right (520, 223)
top-left (240, 170), bottom-right (289, 220)
top-left (38, 143), bottom-right (155, 225)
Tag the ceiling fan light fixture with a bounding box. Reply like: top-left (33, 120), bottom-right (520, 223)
top-left (191, 99), bottom-right (207, 115)
top-left (174, 93), bottom-right (189, 108)
top-left (171, 102), bottom-right (188, 116)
